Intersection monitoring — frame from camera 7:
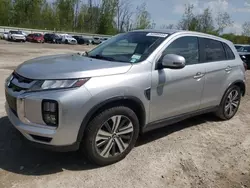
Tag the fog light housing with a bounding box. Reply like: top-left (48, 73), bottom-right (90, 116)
top-left (42, 100), bottom-right (58, 127)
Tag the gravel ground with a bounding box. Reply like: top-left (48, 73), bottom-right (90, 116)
top-left (0, 40), bottom-right (250, 188)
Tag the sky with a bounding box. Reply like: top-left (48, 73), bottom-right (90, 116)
top-left (132, 0), bottom-right (250, 34)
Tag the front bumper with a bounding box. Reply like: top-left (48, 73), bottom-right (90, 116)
top-left (5, 86), bottom-right (92, 151)
top-left (12, 37), bottom-right (26, 41)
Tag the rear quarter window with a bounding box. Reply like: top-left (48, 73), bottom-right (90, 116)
top-left (223, 43), bottom-right (235, 60)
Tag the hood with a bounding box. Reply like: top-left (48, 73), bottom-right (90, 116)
top-left (15, 53), bottom-right (132, 80)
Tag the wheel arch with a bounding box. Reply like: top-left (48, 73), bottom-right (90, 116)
top-left (76, 96), bottom-right (146, 143)
top-left (229, 80), bottom-right (246, 96)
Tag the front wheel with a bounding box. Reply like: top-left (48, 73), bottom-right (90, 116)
top-left (82, 106), bottom-right (139, 166)
top-left (215, 85), bottom-right (241, 120)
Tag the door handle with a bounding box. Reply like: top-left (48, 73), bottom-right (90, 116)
top-left (225, 66), bottom-right (232, 72)
top-left (193, 72), bottom-right (205, 79)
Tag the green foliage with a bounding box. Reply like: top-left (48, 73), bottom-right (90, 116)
top-left (221, 33), bottom-right (250, 44)
top-left (0, 0), bottom-right (139, 34)
top-left (175, 3), bottom-right (249, 44)
top-left (134, 3), bottom-right (151, 29)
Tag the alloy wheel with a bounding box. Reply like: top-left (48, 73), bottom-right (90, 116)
top-left (224, 89), bottom-right (240, 117)
top-left (95, 115), bottom-right (134, 158)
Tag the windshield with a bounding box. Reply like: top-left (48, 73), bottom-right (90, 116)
top-left (10, 31), bottom-right (22, 34)
top-left (34, 33), bottom-right (42, 37)
top-left (238, 46), bottom-right (250, 52)
top-left (87, 32), bottom-right (168, 63)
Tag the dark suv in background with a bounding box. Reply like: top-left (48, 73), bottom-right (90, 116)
top-left (72, 35), bottom-right (90, 45)
top-left (44, 33), bottom-right (62, 44)
top-left (237, 45), bottom-right (250, 69)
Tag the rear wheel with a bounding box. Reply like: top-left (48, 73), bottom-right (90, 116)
top-left (82, 106), bottom-right (139, 166)
top-left (215, 85), bottom-right (241, 120)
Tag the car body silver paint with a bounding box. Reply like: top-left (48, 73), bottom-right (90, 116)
top-left (15, 54), bottom-right (132, 79)
top-left (5, 29), bottom-right (246, 148)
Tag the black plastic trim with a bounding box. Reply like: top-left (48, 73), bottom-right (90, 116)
top-left (228, 80), bottom-right (246, 96)
top-left (76, 96), bottom-right (146, 142)
top-left (144, 88), bottom-right (151, 100)
top-left (142, 106), bottom-right (218, 133)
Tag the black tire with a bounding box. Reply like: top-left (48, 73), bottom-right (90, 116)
top-left (215, 85), bottom-right (241, 120)
top-left (82, 106), bottom-right (140, 166)
top-left (65, 40), bottom-right (68, 44)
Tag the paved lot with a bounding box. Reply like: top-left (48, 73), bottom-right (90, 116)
top-left (0, 40), bottom-right (250, 188)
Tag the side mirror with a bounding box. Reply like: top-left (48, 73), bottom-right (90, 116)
top-left (161, 54), bottom-right (186, 69)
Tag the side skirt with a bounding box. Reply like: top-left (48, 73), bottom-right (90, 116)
top-left (142, 106), bottom-right (218, 133)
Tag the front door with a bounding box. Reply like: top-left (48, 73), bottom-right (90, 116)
top-left (149, 36), bottom-right (205, 122)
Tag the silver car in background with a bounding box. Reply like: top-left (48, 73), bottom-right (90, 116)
top-left (5, 29), bottom-right (246, 166)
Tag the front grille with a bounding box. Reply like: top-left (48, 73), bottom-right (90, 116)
top-left (8, 72), bottom-right (34, 92)
top-left (12, 72), bottom-right (33, 84)
top-left (5, 91), bottom-right (17, 115)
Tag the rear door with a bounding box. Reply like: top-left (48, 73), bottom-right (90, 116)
top-left (199, 38), bottom-right (232, 108)
top-left (150, 36), bottom-right (206, 122)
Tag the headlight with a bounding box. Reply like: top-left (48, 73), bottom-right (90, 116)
top-left (29, 78), bottom-right (90, 91)
top-left (241, 55), bottom-right (246, 58)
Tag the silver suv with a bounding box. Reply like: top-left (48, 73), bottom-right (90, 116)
top-left (5, 29), bottom-right (246, 166)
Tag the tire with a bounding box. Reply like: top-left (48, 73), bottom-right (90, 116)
top-left (215, 85), bottom-right (241, 120)
top-left (82, 106), bottom-right (140, 166)
top-left (65, 40), bottom-right (68, 44)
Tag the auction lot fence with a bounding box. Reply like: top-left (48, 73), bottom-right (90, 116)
top-left (0, 26), bottom-right (113, 38)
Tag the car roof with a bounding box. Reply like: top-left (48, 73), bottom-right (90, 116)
top-left (130, 29), bottom-right (181, 34)
top-left (130, 29), bottom-right (233, 45)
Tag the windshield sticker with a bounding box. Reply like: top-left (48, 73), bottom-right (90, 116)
top-left (131, 54), bottom-right (141, 60)
top-left (146, 33), bottom-right (168, 38)
top-left (130, 58), bottom-right (137, 63)
top-left (130, 54), bottom-right (141, 63)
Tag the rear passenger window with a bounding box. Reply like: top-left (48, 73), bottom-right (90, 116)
top-left (162, 36), bottom-right (199, 65)
top-left (200, 38), bottom-right (226, 62)
top-left (223, 43), bottom-right (235, 60)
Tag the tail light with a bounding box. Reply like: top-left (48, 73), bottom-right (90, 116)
top-left (42, 100), bottom-right (58, 127)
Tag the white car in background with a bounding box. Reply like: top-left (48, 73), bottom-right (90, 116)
top-left (0, 32), bottom-right (8, 40)
top-left (60, 34), bottom-right (77, 45)
top-left (8, 30), bottom-right (26, 42)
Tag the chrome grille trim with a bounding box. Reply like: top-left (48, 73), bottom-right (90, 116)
top-left (8, 72), bottom-right (36, 92)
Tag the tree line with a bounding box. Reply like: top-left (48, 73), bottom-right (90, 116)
top-left (0, 1), bottom-right (250, 44)
top-left (162, 4), bottom-right (250, 44)
top-left (0, 0), bottom-right (153, 35)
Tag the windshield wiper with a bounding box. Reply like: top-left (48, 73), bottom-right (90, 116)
top-left (88, 54), bottom-right (115, 61)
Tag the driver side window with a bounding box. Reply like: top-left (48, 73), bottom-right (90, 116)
top-left (162, 36), bottom-right (199, 65)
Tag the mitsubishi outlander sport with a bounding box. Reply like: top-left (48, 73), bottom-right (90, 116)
top-left (5, 29), bottom-right (246, 166)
